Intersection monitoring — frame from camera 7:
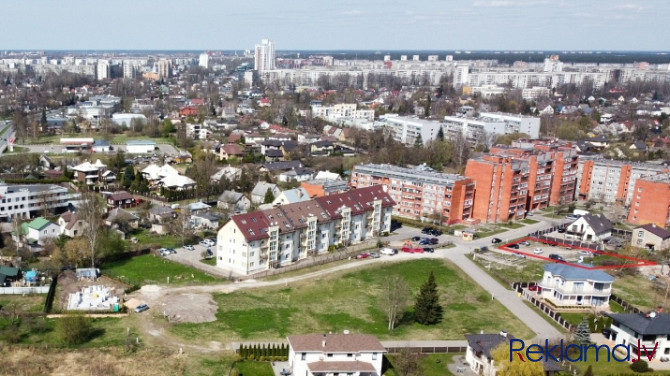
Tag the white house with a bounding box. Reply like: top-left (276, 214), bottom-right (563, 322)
top-left (217, 191), bottom-right (251, 213)
top-left (465, 332), bottom-right (513, 376)
top-left (250, 182), bottom-right (281, 204)
top-left (272, 188), bottom-right (310, 206)
top-left (565, 213), bottom-right (612, 243)
top-left (287, 333), bottom-right (386, 376)
top-left (538, 263), bottom-right (614, 307)
top-left (278, 168), bottom-right (314, 183)
top-left (605, 309), bottom-right (670, 362)
top-left (632, 223), bottom-right (670, 251)
top-left (216, 186), bottom-right (395, 275)
top-left (58, 211), bottom-right (86, 237)
top-left (21, 217), bottom-right (60, 246)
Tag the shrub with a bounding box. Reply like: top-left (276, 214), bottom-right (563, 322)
top-left (630, 359), bottom-right (651, 373)
top-left (56, 314), bottom-right (92, 345)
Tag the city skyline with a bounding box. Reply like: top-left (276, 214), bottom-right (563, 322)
top-left (1, 0), bottom-right (668, 52)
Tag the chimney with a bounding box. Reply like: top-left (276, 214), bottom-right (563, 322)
top-left (500, 330), bottom-right (507, 338)
top-left (322, 333), bottom-right (327, 348)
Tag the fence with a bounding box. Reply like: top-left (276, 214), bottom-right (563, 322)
top-left (609, 293), bottom-right (643, 314)
top-left (385, 346), bottom-right (468, 354)
top-left (528, 227), bottom-right (605, 252)
top-left (0, 286), bottom-right (50, 295)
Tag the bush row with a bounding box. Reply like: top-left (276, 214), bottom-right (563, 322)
top-left (238, 343), bottom-right (288, 361)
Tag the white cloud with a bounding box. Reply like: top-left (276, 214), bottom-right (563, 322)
top-left (473, 0), bottom-right (549, 7)
top-left (614, 4), bottom-right (644, 11)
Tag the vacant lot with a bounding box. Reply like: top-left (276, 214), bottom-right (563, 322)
top-left (170, 259), bottom-right (534, 342)
top-left (102, 254), bottom-right (223, 286)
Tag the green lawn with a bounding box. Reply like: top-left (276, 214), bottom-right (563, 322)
top-left (522, 301), bottom-right (568, 333)
top-left (572, 346), bottom-right (670, 375)
top-left (200, 258), bottom-right (216, 266)
top-left (476, 228), bottom-right (507, 239)
top-left (500, 222), bottom-right (524, 229)
top-left (472, 255), bottom-right (545, 286)
top-left (612, 273), bottom-right (663, 311)
top-left (385, 353), bottom-right (464, 376)
top-left (0, 294), bottom-right (45, 313)
top-left (130, 230), bottom-right (183, 249)
top-left (26, 133), bottom-right (173, 145)
top-left (102, 254), bottom-right (222, 286)
top-left (170, 259), bottom-right (534, 342)
top-left (235, 361), bottom-right (274, 376)
top-left (521, 218), bottom-right (539, 224)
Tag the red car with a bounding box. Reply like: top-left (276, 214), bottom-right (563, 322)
top-left (528, 284), bottom-right (542, 292)
top-left (401, 247), bottom-right (412, 253)
top-left (402, 247), bottom-right (424, 253)
top-left (411, 247), bottom-right (425, 253)
top-left (356, 252), bottom-right (370, 259)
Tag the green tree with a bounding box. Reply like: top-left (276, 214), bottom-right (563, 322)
top-left (436, 126), bottom-right (445, 141)
top-left (264, 187), bottom-right (275, 204)
top-left (491, 342), bottom-right (544, 376)
top-left (413, 271), bottom-right (442, 325)
top-left (413, 134), bottom-right (423, 148)
top-left (583, 365), bottom-right (594, 376)
top-left (575, 317), bottom-right (591, 345)
top-left (161, 118), bottom-right (175, 137)
top-left (56, 314), bottom-right (92, 345)
top-left (40, 108), bottom-right (48, 132)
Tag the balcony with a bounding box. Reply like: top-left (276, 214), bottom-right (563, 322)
top-left (539, 283), bottom-right (611, 297)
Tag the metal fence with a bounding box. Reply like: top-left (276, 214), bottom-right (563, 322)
top-left (385, 346), bottom-right (467, 354)
top-left (0, 286), bottom-right (50, 295)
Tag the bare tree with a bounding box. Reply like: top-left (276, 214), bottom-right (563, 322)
top-left (451, 131), bottom-right (470, 170)
top-left (392, 347), bottom-right (422, 376)
top-left (11, 215), bottom-right (26, 255)
top-left (380, 275), bottom-right (410, 331)
top-left (78, 190), bottom-right (105, 267)
top-left (169, 206), bottom-right (193, 246)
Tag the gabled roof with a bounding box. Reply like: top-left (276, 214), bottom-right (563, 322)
top-left (188, 201), bottom-right (211, 211)
top-left (265, 149), bottom-right (284, 158)
top-left (606, 312), bottom-right (670, 335)
top-left (27, 217), bottom-right (53, 231)
top-left (59, 211), bottom-right (80, 230)
top-left (149, 206), bottom-right (175, 216)
top-left (251, 182), bottom-right (279, 197)
top-left (221, 144), bottom-right (243, 156)
top-left (288, 333), bottom-right (385, 353)
top-left (262, 160), bottom-right (303, 172)
top-left (636, 223), bottom-right (670, 240)
top-left (0, 265), bottom-right (19, 277)
top-left (274, 188), bottom-right (310, 204)
top-left (107, 208), bottom-right (139, 223)
top-left (579, 214), bottom-right (612, 235)
top-left (218, 190), bottom-right (245, 203)
top-left (109, 191), bottom-right (133, 201)
top-left (544, 263), bottom-right (614, 282)
top-left (307, 361), bottom-right (376, 373)
top-left (465, 333), bottom-right (515, 359)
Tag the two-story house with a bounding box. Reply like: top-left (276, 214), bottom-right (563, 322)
top-left (287, 333), bottom-right (386, 376)
top-left (58, 211), bottom-right (86, 237)
top-left (565, 213), bottom-right (613, 243)
top-left (632, 223), bottom-right (670, 251)
top-left (217, 190), bottom-right (251, 213)
top-left (20, 217), bottom-right (60, 246)
top-left (538, 263), bottom-right (614, 307)
top-left (605, 308), bottom-right (670, 361)
top-left (106, 191), bottom-right (135, 208)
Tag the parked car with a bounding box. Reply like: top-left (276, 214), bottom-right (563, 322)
top-left (206, 239), bottom-right (216, 246)
top-left (533, 248), bottom-right (543, 254)
top-left (429, 238), bottom-right (439, 245)
top-left (369, 252), bottom-right (380, 258)
top-left (134, 303), bottom-right (149, 313)
top-left (557, 227), bottom-right (566, 233)
top-left (356, 252), bottom-right (370, 259)
top-left (206, 248), bottom-right (213, 257)
top-left (381, 247), bottom-right (397, 256)
top-left (419, 238), bottom-right (431, 245)
top-left (565, 214), bottom-right (580, 220)
top-left (492, 238), bottom-right (502, 244)
top-left (519, 241), bottom-right (531, 246)
top-left (411, 236), bottom-right (421, 242)
top-left (428, 229), bottom-right (443, 236)
top-left (199, 240), bottom-right (210, 247)
top-left (401, 247), bottom-right (412, 253)
top-left (184, 245), bottom-right (195, 251)
top-left (528, 284), bottom-right (541, 292)
top-left (508, 243), bottom-right (520, 249)
top-left (422, 247), bottom-right (434, 253)
top-left (411, 247), bottom-right (424, 253)
top-left (549, 254), bottom-right (566, 262)
top-left (578, 250), bottom-right (591, 256)
top-left (421, 227), bottom-right (433, 234)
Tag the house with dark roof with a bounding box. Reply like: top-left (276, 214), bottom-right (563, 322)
top-left (0, 265), bottom-right (20, 287)
top-left (605, 308), bottom-right (670, 361)
top-left (58, 211), bottom-right (86, 237)
top-left (105, 208), bottom-right (139, 230)
top-left (465, 332), bottom-right (562, 376)
top-left (260, 160), bottom-right (304, 173)
top-left (537, 263), bottom-right (614, 307)
top-left (217, 190), bottom-right (251, 213)
top-left (191, 211), bottom-right (221, 230)
top-left (278, 167), bottom-right (314, 183)
top-left (287, 333), bottom-right (386, 376)
top-left (565, 213), bottom-right (612, 243)
top-left (148, 205), bottom-right (176, 223)
top-left (106, 191), bottom-right (135, 208)
top-left (216, 185), bottom-right (395, 275)
top-left (632, 223), bottom-right (670, 251)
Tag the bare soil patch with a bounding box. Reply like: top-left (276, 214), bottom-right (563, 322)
top-left (55, 270), bottom-right (129, 310)
top-left (152, 292), bottom-right (218, 323)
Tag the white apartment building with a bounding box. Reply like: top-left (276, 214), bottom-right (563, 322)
top-left (216, 186), bottom-right (394, 275)
top-left (310, 103), bottom-right (375, 127)
top-left (287, 333), bottom-right (386, 376)
top-left (375, 115), bottom-right (442, 146)
top-left (254, 38), bottom-right (275, 74)
top-left (0, 183), bottom-right (78, 221)
top-left (522, 86), bottom-right (551, 100)
top-left (198, 53), bottom-right (209, 69)
top-left (443, 112), bottom-right (540, 141)
top-left (96, 59), bottom-right (109, 81)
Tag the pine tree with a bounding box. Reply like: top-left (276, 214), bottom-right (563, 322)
top-left (264, 188), bottom-right (275, 204)
top-left (583, 365), bottom-right (594, 376)
top-left (575, 317), bottom-right (591, 345)
top-left (413, 271), bottom-right (443, 325)
top-left (413, 133), bottom-right (423, 148)
top-left (437, 126), bottom-right (445, 141)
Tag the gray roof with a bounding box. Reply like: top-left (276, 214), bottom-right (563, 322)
top-left (193, 212), bottom-right (221, 222)
top-left (606, 312), bottom-right (670, 335)
top-left (636, 223), bottom-right (670, 240)
top-left (262, 160), bottom-right (303, 171)
top-left (544, 263), bottom-right (615, 282)
top-left (149, 206), bottom-right (175, 216)
top-left (465, 333), bottom-right (515, 359)
top-left (251, 182), bottom-right (279, 197)
top-left (580, 214), bottom-right (612, 235)
top-left (218, 190), bottom-right (245, 203)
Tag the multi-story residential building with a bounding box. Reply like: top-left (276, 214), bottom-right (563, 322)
top-left (310, 103), bottom-right (375, 126)
top-left (301, 179), bottom-right (349, 198)
top-left (576, 156), bottom-right (667, 204)
top-left (216, 186), bottom-right (394, 275)
top-left (375, 115), bottom-right (442, 146)
top-left (96, 59), bottom-right (109, 81)
top-left (198, 53), bottom-right (209, 69)
top-left (287, 333), bottom-right (386, 376)
top-left (443, 112), bottom-right (540, 141)
top-left (465, 155), bottom-right (529, 223)
top-left (350, 164), bottom-right (475, 225)
top-left (0, 183), bottom-right (78, 221)
top-left (254, 38), bottom-right (275, 74)
top-left (628, 173), bottom-right (670, 227)
top-left (538, 263), bottom-right (614, 308)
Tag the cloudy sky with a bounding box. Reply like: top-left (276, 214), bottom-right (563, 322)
top-left (0, 0), bottom-right (667, 51)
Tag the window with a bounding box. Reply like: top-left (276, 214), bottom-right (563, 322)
top-left (301, 353), bottom-right (306, 360)
top-left (372, 352), bottom-right (377, 360)
top-left (638, 232), bottom-right (644, 237)
top-left (327, 353), bottom-right (333, 358)
top-left (347, 353), bottom-right (353, 357)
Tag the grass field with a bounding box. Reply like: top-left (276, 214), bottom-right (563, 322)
top-left (521, 218), bottom-right (539, 224)
top-left (0, 294), bottom-right (45, 313)
top-left (385, 353), bottom-right (463, 376)
top-left (612, 273), bottom-right (665, 311)
top-left (170, 259), bottom-right (534, 342)
top-left (102, 254), bottom-right (222, 286)
top-left (130, 230), bottom-right (183, 249)
top-left (235, 361), bottom-right (274, 376)
top-left (499, 222), bottom-right (525, 229)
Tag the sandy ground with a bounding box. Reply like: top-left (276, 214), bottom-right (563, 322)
top-left (133, 285), bottom-right (218, 323)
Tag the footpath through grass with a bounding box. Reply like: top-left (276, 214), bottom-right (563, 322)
top-left (102, 254), bottom-right (222, 286)
top-left (171, 259), bottom-right (534, 342)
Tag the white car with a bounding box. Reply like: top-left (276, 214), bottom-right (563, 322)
top-left (199, 240), bottom-right (209, 247)
top-left (380, 247), bottom-right (397, 256)
top-left (184, 245), bottom-right (195, 251)
top-left (533, 248), bottom-right (543, 255)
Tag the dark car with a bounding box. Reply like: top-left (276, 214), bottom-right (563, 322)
top-left (429, 237), bottom-right (439, 245)
top-left (421, 227), bottom-right (432, 234)
top-left (134, 303), bottom-right (149, 313)
top-left (548, 253), bottom-right (565, 262)
top-left (429, 229), bottom-right (443, 236)
top-left (557, 227), bottom-right (566, 233)
top-left (419, 238), bottom-right (431, 245)
top-left (422, 247), bottom-right (434, 253)
top-left (508, 243), bottom-right (520, 249)
top-left (492, 238), bottom-right (502, 244)
top-left (411, 236), bottom-right (421, 242)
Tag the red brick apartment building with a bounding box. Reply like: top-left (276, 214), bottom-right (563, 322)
top-left (350, 164), bottom-right (475, 225)
top-left (465, 141), bottom-right (579, 223)
top-left (628, 173), bottom-right (670, 227)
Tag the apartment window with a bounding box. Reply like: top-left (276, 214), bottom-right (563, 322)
top-left (301, 353), bottom-right (306, 360)
top-left (327, 353), bottom-right (333, 358)
top-left (372, 352), bottom-right (378, 360)
top-left (347, 353), bottom-right (353, 357)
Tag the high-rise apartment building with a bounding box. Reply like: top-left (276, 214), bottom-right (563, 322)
top-left (350, 164), bottom-right (475, 225)
top-left (198, 53), bottom-right (209, 69)
top-left (156, 59), bottom-right (171, 79)
top-left (96, 59), bottom-right (109, 81)
top-left (628, 173), bottom-right (670, 227)
top-left (254, 38), bottom-right (275, 74)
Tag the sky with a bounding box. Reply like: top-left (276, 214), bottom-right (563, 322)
top-left (1, 0), bottom-right (668, 51)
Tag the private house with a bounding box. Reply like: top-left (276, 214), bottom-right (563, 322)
top-left (188, 201), bottom-right (211, 214)
top-left (278, 167), bottom-right (314, 183)
top-left (217, 191), bottom-right (251, 213)
top-left (216, 185), bottom-right (394, 275)
top-left (287, 333), bottom-right (386, 376)
top-left (105, 208), bottom-right (139, 229)
top-left (210, 166), bottom-right (241, 183)
top-left (58, 211), bottom-right (86, 237)
top-left (465, 332), bottom-right (562, 375)
top-left (191, 212), bottom-right (221, 230)
top-left (272, 188), bottom-right (310, 206)
top-left (538, 263), bottom-right (614, 308)
top-left (106, 191), bottom-right (135, 208)
top-left (148, 205), bottom-right (176, 223)
top-left (565, 214), bottom-right (612, 243)
top-left (260, 161), bottom-right (303, 174)
top-left (219, 144), bottom-right (244, 160)
top-left (251, 182), bottom-right (281, 204)
top-left (632, 223), bottom-right (670, 251)
top-left (605, 309), bottom-right (670, 361)
top-left (72, 160), bottom-right (115, 185)
top-left (310, 140), bottom-right (334, 156)
top-left (141, 163), bottom-right (196, 191)
top-left (20, 217), bottom-right (60, 246)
